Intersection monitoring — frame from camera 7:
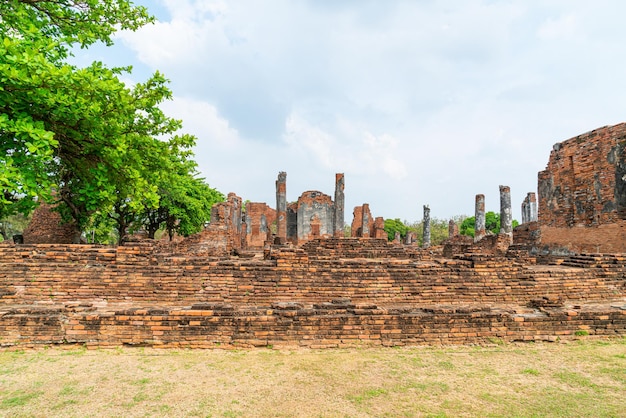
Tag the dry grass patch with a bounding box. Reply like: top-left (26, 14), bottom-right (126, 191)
top-left (0, 338), bottom-right (624, 417)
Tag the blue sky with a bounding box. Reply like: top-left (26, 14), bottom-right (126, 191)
top-left (73, 0), bottom-right (626, 222)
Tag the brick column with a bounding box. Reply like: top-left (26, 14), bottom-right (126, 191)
top-left (275, 172), bottom-right (287, 244)
top-left (500, 185), bottom-right (513, 243)
top-left (334, 173), bottom-right (345, 237)
top-left (361, 203), bottom-right (370, 238)
top-left (423, 205), bottom-right (431, 248)
top-left (475, 194), bottom-right (486, 242)
top-left (448, 219), bottom-right (458, 238)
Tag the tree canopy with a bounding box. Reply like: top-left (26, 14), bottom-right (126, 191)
top-left (0, 0), bottom-right (223, 243)
top-left (459, 212), bottom-right (519, 238)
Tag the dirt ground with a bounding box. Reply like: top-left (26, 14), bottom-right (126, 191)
top-left (1, 338), bottom-right (625, 417)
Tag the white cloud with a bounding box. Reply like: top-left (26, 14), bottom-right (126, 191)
top-left (537, 14), bottom-right (578, 40)
top-left (284, 112), bottom-right (408, 181)
top-left (92, 0), bottom-right (626, 220)
top-left (159, 96), bottom-right (241, 150)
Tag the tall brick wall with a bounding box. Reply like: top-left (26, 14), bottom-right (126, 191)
top-left (538, 123), bottom-right (626, 227)
top-left (537, 123), bottom-right (626, 253)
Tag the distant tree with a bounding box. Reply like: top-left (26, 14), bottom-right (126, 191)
top-left (0, 212), bottom-right (31, 242)
top-left (384, 218), bottom-right (408, 241)
top-left (407, 217), bottom-right (459, 246)
top-left (459, 212), bottom-right (519, 238)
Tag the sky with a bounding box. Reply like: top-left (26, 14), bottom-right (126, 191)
top-left (73, 0), bottom-right (626, 223)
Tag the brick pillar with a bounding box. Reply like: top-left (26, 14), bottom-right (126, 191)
top-left (448, 219), bottom-right (458, 238)
top-left (500, 185), bottom-right (513, 244)
top-left (334, 173), bottom-right (345, 238)
top-left (362, 204), bottom-right (370, 238)
top-left (423, 205), bottom-right (431, 248)
top-left (475, 194), bottom-right (486, 242)
top-left (528, 192), bottom-right (537, 222)
top-left (275, 172), bottom-right (287, 244)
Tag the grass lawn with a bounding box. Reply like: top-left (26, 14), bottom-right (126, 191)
top-left (0, 338), bottom-right (624, 417)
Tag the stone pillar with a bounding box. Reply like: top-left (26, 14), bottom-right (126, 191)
top-left (275, 172), bottom-right (287, 244)
top-left (528, 192), bottom-right (537, 222)
top-left (361, 203), bottom-right (370, 238)
top-left (521, 199), bottom-right (528, 224)
top-left (474, 194), bottom-right (486, 242)
top-left (499, 185), bottom-right (513, 243)
top-left (422, 205), bottom-right (431, 248)
top-left (334, 173), bottom-right (345, 238)
top-left (448, 220), bottom-right (458, 238)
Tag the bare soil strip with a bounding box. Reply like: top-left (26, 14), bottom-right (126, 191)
top-left (1, 339), bottom-right (624, 417)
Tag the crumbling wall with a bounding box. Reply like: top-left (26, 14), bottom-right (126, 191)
top-left (537, 123), bottom-right (626, 253)
top-left (245, 203), bottom-right (276, 249)
top-left (0, 243), bottom-right (625, 348)
top-left (513, 221), bottom-right (541, 247)
top-left (294, 191), bottom-right (334, 243)
top-left (539, 123), bottom-right (626, 226)
top-left (171, 192), bottom-right (244, 256)
top-left (350, 204), bottom-right (385, 238)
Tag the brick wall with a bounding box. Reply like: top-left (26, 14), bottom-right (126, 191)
top-left (1, 241), bottom-right (624, 348)
top-left (294, 191), bottom-right (335, 243)
top-left (539, 123), bottom-right (626, 227)
top-left (245, 202), bottom-right (276, 249)
top-left (537, 124), bottom-right (626, 253)
top-left (539, 222), bottom-right (626, 254)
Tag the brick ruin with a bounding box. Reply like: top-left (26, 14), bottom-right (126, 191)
top-left (535, 123), bottom-right (626, 253)
top-left (2, 125), bottom-right (626, 349)
top-left (22, 203), bottom-right (80, 244)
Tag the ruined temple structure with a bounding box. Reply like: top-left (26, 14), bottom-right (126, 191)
top-left (22, 202), bottom-right (80, 244)
top-left (350, 203), bottom-right (386, 239)
top-left (204, 172), bottom-right (387, 249)
top-left (3, 125), bottom-right (626, 349)
top-left (534, 123), bottom-right (626, 253)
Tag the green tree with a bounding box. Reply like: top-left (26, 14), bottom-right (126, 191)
top-left (407, 216), bottom-right (460, 246)
top-left (460, 212), bottom-right (519, 238)
top-left (384, 218), bottom-right (408, 241)
top-left (1, 1), bottom-right (223, 243)
top-left (0, 0), bottom-right (154, 217)
top-left (139, 136), bottom-right (224, 241)
top-left (0, 1), bottom-right (153, 52)
top-left (0, 212), bottom-right (31, 242)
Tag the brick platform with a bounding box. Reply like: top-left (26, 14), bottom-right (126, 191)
top-left (1, 239), bottom-right (625, 348)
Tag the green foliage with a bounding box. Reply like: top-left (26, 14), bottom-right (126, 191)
top-left (384, 218), bottom-right (408, 241)
top-left (407, 216), bottom-right (463, 246)
top-left (459, 212), bottom-right (519, 237)
top-left (0, 212), bottom-right (31, 241)
top-left (0, 1), bottom-right (224, 242)
top-left (139, 139), bottom-right (225, 241)
top-left (459, 216), bottom-right (475, 237)
top-left (0, 0), bottom-right (153, 53)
